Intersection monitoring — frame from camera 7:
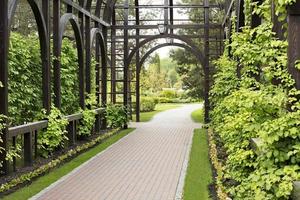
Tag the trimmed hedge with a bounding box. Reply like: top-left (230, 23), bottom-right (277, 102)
top-left (140, 97), bottom-right (157, 112)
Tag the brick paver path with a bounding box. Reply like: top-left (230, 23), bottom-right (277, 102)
top-left (31, 104), bottom-right (201, 200)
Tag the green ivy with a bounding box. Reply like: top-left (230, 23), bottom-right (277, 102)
top-left (210, 2), bottom-right (300, 198)
top-left (60, 38), bottom-right (81, 115)
top-left (38, 107), bottom-right (68, 158)
top-left (77, 94), bottom-right (97, 137)
top-left (8, 33), bottom-right (43, 125)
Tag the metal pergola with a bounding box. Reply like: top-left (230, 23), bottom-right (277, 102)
top-left (0, 0), bottom-right (224, 174)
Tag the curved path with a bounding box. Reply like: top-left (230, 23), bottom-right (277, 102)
top-left (31, 104), bottom-right (201, 200)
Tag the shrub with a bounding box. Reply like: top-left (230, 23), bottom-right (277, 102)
top-left (77, 94), bottom-right (97, 137)
top-left (38, 107), bottom-right (68, 158)
top-left (140, 97), bottom-right (157, 112)
top-left (106, 104), bottom-right (128, 128)
top-left (159, 89), bottom-right (177, 99)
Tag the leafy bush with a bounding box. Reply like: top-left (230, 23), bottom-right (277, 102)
top-left (77, 95), bottom-right (97, 137)
top-left (140, 97), bottom-right (157, 112)
top-left (38, 107), bottom-right (68, 158)
top-left (8, 33), bottom-right (43, 125)
top-left (60, 38), bottom-right (80, 115)
top-left (106, 104), bottom-right (128, 128)
top-left (159, 89), bottom-right (177, 99)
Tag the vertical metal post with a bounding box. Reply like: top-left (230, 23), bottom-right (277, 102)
top-left (169, 0), bottom-right (174, 35)
top-left (288, 1), bottom-right (300, 89)
top-left (24, 132), bottom-right (33, 166)
top-left (53, 0), bottom-right (61, 108)
top-left (135, 0), bottom-right (140, 122)
top-left (0, 0), bottom-right (9, 175)
top-left (42, 0), bottom-right (51, 113)
top-left (236, 0), bottom-right (245, 31)
top-left (164, 0), bottom-right (169, 33)
top-left (124, 0), bottom-right (129, 128)
top-left (85, 16), bottom-right (91, 95)
top-left (111, 10), bottom-right (117, 103)
top-left (79, 10), bottom-right (86, 109)
top-left (251, 0), bottom-right (262, 28)
top-left (272, 1), bottom-right (285, 40)
top-left (204, 0), bottom-right (210, 123)
top-left (101, 27), bottom-right (108, 129)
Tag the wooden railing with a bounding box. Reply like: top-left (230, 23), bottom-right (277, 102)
top-left (7, 108), bottom-right (105, 172)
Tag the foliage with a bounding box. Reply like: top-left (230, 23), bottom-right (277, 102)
top-left (77, 95), bottom-right (97, 137)
top-left (141, 63), bottom-right (168, 93)
top-left (210, 2), bottom-right (300, 198)
top-left (207, 129), bottom-right (229, 200)
top-left (169, 49), bottom-right (204, 99)
top-left (5, 143), bottom-right (22, 163)
top-left (159, 89), bottom-right (177, 99)
top-left (8, 33), bottom-right (43, 125)
top-left (38, 107), bottom-right (68, 158)
top-left (140, 97), bottom-right (157, 112)
top-left (106, 104), bottom-right (128, 128)
top-left (60, 38), bottom-right (80, 115)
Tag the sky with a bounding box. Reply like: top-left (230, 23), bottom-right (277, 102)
top-left (157, 46), bottom-right (174, 58)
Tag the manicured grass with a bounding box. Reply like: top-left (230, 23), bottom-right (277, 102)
top-left (191, 108), bottom-right (204, 123)
top-left (183, 128), bottom-right (213, 200)
top-left (132, 103), bottom-right (182, 122)
top-left (3, 128), bottom-right (135, 200)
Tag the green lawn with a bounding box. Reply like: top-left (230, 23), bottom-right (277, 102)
top-left (191, 108), bottom-right (204, 123)
top-left (132, 103), bottom-right (182, 122)
top-left (3, 128), bottom-right (135, 200)
top-left (183, 128), bottom-right (213, 200)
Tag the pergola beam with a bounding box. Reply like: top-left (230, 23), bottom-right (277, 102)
top-left (112, 24), bottom-right (222, 29)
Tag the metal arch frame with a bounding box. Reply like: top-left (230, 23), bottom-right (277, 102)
top-left (138, 43), bottom-right (202, 73)
top-left (127, 34), bottom-right (205, 68)
top-left (124, 34), bottom-right (208, 123)
top-left (134, 42), bottom-right (205, 122)
top-left (1, 0), bottom-right (114, 175)
top-left (90, 28), bottom-right (107, 107)
top-left (58, 13), bottom-right (85, 108)
top-left (8, 0), bottom-right (51, 112)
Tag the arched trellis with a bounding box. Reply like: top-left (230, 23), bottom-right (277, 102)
top-left (90, 28), bottom-right (107, 106)
top-left (0, 0), bottom-right (223, 175)
top-left (134, 42), bottom-right (206, 122)
top-left (8, 0), bottom-right (51, 112)
top-left (124, 34), bottom-right (209, 123)
top-left (56, 13), bottom-right (85, 108)
top-left (127, 34), bottom-right (205, 67)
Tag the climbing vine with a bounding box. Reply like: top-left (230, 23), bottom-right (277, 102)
top-left (38, 106), bottom-right (68, 158)
top-left (77, 94), bottom-right (97, 137)
top-left (210, 1), bottom-right (300, 199)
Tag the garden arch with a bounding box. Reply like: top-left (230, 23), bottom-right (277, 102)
top-left (90, 28), bottom-right (107, 106)
top-left (125, 34), bottom-right (209, 123)
top-left (8, 0), bottom-right (51, 111)
top-left (56, 13), bottom-right (85, 109)
top-left (0, 0), bottom-right (222, 174)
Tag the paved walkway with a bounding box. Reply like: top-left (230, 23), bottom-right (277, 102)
top-left (31, 104), bottom-right (201, 200)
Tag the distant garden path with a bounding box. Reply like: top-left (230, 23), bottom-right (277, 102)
top-left (31, 104), bottom-right (201, 200)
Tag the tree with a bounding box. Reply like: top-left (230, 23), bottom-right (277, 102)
top-left (169, 48), bottom-right (204, 99)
